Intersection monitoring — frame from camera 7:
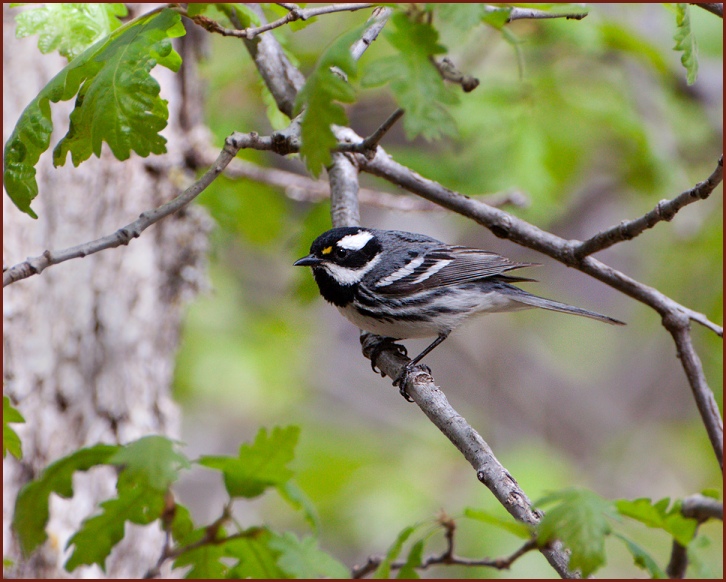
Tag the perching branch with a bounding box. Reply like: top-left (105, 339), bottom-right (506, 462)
top-left (359, 333), bottom-right (578, 579)
top-left (356, 148), bottom-right (723, 468)
top-left (575, 156), bottom-right (723, 258)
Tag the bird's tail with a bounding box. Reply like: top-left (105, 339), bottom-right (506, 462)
top-left (501, 285), bottom-right (626, 326)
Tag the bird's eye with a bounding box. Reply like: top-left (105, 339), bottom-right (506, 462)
top-left (334, 247), bottom-right (349, 260)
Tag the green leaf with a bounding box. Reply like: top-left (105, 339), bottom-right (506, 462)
top-left (169, 503), bottom-right (195, 544)
top-left (396, 539), bottom-right (424, 579)
top-left (615, 497), bottom-right (698, 547)
top-left (673, 4), bottom-right (698, 85)
top-left (362, 12), bottom-right (458, 141)
top-left (14, 3), bottom-right (127, 61)
top-left (374, 524), bottom-right (417, 579)
top-left (223, 528), bottom-right (287, 579)
top-left (700, 488), bottom-right (721, 500)
top-left (3, 396), bottom-right (25, 459)
top-left (65, 469), bottom-right (167, 572)
top-left (278, 481), bottom-right (320, 532)
top-left (269, 532), bottom-right (349, 579)
top-left (108, 435), bottom-right (190, 492)
top-left (464, 507), bottom-right (534, 539)
top-left (536, 488), bottom-right (615, 577)
top-left (3, 8), bottom-right (185, 218)
top-left (612, 532), bottom-right (666, 578)
top-left (294, 26), bottom-right (364, 177)
top-left (436, 4), bottom-right (489, 31)
top-left (173, 527), bottom-right (228, 578)
top-left (198, 426), bottom-right (300, 498)
top-left (12, 444), bottom-right (119, 557)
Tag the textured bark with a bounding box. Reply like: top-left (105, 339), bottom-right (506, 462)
top-left (3, 6), bottom-right (209, 577)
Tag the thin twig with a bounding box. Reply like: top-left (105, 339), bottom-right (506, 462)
top-left (505, 6), bottom-right (589, 21)
top-left (662, 312), bottom-right (724, 468)
top-left (434, 58), bottom-right (480, 92)
top-left (2, 133), bottom-right (270, 288)
top-left (575, 156), bottom-right (723, 258)
top-left (185, 3), bottom-right (375, 40)
top-left (352, 537), bottom-right (539, 578)
top-left (358, 108), bottom-right (405, 154)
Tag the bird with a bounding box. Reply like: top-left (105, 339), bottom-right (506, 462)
top-left (294, 226), bottom-right (625, 400)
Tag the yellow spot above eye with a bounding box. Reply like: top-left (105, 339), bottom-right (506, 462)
top-left (322, 246), bottom-right (332, 255)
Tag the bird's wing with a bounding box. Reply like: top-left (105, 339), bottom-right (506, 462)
top-left (373, 246), bottom-right (539, 295)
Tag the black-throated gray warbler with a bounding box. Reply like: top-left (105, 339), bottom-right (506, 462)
top-left (294, 227), bottom-right (625, 398)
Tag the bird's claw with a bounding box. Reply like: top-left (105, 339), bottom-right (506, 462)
top-left (369, 338), bottom-right (408, 376)
top-left (392, 363), bottom-right (431, 402)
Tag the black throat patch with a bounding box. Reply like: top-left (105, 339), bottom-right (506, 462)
top-left (312, 268), bottom-right (355, 307)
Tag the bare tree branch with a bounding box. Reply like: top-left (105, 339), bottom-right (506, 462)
top-left (187, 144), bottom-right (529, 211)
top-left (681, 494), bottom-right (724, 521)
top-left (504, 6), bottom-right (589, 21)
top-left (185, 3), bottom-right (375, 40)
top-left (693, 3), bottom-right (723, 18)
top-left (2, 134), bottom-right (262, 288)
top-left (351, 535), bottom-right (539, 578)
top-left (575, 156), bottom-right (723, 258)
top-left (359, 333), bottom-right (578, 579)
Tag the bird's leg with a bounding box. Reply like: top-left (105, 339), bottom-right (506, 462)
top-left (365, 335), bottom-right (408, 376)
top-left (393, 332), bottom-right (450, 401)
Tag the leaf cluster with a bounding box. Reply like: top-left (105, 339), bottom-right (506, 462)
top-left (11, 426), bottom-right (346, 578)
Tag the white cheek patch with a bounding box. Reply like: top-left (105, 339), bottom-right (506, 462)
top-left (411, 259), bottom-right (452, 284)
top-left (337, 231), bottom-right (374, 251)
top-left (322, 254), bottom-right (381, 285)
top-left (375, 256), bottom-right (425, 287)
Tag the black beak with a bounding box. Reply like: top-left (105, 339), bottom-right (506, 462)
top-left (293, 255), bottom-right (322, 267)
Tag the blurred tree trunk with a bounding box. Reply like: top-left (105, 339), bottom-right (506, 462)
top-left (2, 5), bottom-right (209, 577)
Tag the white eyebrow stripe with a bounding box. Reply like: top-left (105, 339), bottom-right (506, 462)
top-left (337, 231), bottom-right (374, 251)
top-left (375, 255), bottom-right (425, 287)
top-left (410, 259), bottom-right (452, 284)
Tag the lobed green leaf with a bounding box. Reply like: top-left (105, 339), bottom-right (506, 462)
top-left (3, 8), bottom-right (185, 218)
top-left (108, 435), bottom-right (190, 492)
top-left (536, 488), bottom-right (615, 577)
top-left (673, 4), bottom-right (699, 85)
top-left (198, 425), bottom-right (300, 498)
top-left (615, 497), bottom-right (698, 547)
top-left (15, 3), bottom-right (127, 61)
top-left (12, 444), bottom-right (119, 556)
top-left (223, 528), bottom-right (287, 579)
top-left (64, 470), bottom-right (167, 571)
top-left (294, 26), bottom-right (365, 177)
top-left (362, 12), bottom-right (458, 141)
top-left (269, 531), bottom-right (350, 579)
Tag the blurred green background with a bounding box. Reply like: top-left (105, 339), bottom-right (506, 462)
top-left (171, 4), bottom-right (722, 578)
